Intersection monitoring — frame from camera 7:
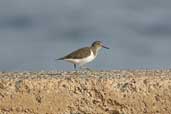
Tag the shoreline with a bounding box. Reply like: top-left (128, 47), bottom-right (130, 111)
top-left (0, 70), bottom-right (171, 114)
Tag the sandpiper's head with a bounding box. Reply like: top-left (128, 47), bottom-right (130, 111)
top-left (91, 41), bottom-right (109, 49)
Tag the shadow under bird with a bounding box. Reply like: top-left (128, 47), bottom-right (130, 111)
top-left (56, 41), bottom-right (109, 69)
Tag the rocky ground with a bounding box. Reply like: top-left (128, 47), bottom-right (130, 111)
top-left (0, 70), bottom-right (171, 114)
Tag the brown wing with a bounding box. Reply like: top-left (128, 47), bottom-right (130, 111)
top-left (63, 47), bottom-right (91, 59)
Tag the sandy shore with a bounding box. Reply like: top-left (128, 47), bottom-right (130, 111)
top-left (0, 70), bottom-right (171, 114)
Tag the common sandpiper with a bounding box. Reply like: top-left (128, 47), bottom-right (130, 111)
top-left (56, 41), bottom-right (109, 69)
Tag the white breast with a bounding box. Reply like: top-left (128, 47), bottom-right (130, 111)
top-left (64, 50), bottom-right (95, 65)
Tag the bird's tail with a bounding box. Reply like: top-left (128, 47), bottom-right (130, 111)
top-left (56, 57), bottom-right (64, 60)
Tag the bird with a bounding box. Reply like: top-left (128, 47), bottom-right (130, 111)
top-left (56, 41), bottom-right (109, 70)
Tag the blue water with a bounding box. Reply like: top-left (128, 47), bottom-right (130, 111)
top-left (0, 0), bottom-right (171, 71)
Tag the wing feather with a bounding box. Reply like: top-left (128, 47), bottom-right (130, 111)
top-left (63, 47), bottom-right (90, 59)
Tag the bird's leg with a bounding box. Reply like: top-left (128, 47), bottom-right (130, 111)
top-left (74, 64), bottom-right (76, 70)
top-left (73, 64), bottom-right (80, 75)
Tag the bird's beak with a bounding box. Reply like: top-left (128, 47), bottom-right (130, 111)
top-left (102, 45), bottom-right (110, 49)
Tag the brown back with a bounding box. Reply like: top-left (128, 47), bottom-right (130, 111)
top-left (63, 47), bottom-right (91, 59)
